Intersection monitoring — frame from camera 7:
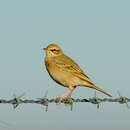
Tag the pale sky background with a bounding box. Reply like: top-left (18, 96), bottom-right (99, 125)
top-left (0, 0), bottom-right (130, 130)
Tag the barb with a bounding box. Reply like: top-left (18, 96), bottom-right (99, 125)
top-left (89, 91), bottom-right (100, 109)
top-left (0, 91), bottom-right (130, 111)
top-left (11, 93), bottom-right (25, 109)
top-left (37, 90), bottom-right (48, 112)
top-left (117, 90), bottom-right (129, 109)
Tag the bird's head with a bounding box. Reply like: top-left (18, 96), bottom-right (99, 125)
top-left (43, 44), bottom-right (63, 57)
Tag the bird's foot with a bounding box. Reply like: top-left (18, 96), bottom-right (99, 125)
top-left (56, 96), bottom-right (62, 104)
top-left (63, 96), bottom-right (73, 104)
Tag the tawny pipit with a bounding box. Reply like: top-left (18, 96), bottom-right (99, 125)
top-left (44, 44), bottom-right (112, 103)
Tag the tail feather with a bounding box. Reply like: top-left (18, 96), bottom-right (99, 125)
top-left (89, 85), bottom-right (112, 97)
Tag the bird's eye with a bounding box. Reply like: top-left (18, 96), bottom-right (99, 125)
top-left (51, 49), bottom-right (57, 52)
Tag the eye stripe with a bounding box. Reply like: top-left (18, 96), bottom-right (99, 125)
top-left (51, 49), bottom-right (56, 51)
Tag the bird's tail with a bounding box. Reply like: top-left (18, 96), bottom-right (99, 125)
top-left (88, 85), bottom-right (112, 97)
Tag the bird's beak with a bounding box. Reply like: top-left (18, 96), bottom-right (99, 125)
top-left (43, 48), bottom-right (47, 51)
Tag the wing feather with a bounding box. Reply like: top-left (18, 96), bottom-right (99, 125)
top-left (54, 54), bottom-right (95, 85)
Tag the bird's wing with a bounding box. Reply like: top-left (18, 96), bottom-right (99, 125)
top-left (54, 54), bottom-right (95, 85)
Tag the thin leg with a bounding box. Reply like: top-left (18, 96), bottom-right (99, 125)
top-left (56, 88), bottom-right (72, 104)
top-left (63, 86), bottom-right (77, 103)
top-left (68, 87), bottom-right (76, 97)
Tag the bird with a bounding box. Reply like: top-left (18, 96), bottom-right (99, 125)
top-left (43, 43), bottom-right (112, 104)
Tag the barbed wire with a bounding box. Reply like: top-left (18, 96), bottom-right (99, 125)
top-left (0, 90), bottom-right (130, 111)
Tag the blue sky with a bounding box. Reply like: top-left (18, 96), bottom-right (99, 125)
top-left (0, 0), bottom-right (130, 130)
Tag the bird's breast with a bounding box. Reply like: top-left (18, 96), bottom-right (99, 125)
top-left (45, 58), bottom-right (75, 87)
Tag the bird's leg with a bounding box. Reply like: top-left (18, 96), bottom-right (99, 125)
top-left (63, 86), bottom-right (76, 103)
top-left (68, 86), bottom-right (76, 98)
top-left (56, 89), bottom-right (71, 104)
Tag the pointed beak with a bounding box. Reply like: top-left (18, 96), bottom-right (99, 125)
top-left (43, 48), bottom-right (47, 51)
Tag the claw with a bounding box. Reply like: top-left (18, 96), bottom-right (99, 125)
top-left (63, 97), bottom-right (73, 104)
top-left (56, 97), bottom-right (62, 104)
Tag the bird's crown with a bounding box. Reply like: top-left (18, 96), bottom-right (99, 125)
top-left (44, 43), bottom-right (63, 56)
